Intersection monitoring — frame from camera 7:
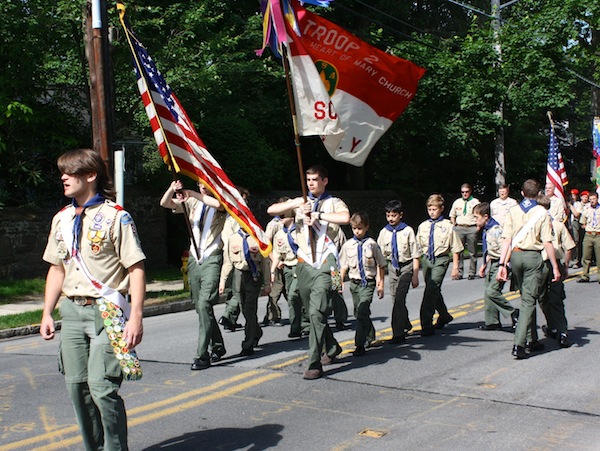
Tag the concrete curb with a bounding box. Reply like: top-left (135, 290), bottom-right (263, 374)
top-left (0, 299), bottom-right (196, 341)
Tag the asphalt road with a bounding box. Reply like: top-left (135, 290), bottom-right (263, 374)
top-left (1, 268), bottom-right (600, 451)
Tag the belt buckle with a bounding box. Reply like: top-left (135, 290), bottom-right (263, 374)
top-left (72, 296), bottom-right (88, 306)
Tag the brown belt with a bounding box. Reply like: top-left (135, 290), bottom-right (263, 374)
top-left (586, 231), bottom-right (600, 236)
top-left (68, 296), bottom-right (99, 306)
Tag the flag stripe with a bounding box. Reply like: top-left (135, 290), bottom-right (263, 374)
top-left (546, 125), bottom-right (568, 209)
top-left (120, 7), bottom-right (271, 255)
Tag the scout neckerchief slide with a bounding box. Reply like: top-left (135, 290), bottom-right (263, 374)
top-left (60, 207), bottom-right (142, 381)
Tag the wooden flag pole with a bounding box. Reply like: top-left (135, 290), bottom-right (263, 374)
top-left (281, 44), bottom-right (316, 261)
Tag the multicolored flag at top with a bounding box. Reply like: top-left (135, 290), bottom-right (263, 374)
top-left (258, 0), bottom-right (426, 167)
top-left (545, 124), bottom-right (568, 208)
top-left (117, 2), bottom-right (271, 256)
top-left (593, 117), bottom-right (600, 195)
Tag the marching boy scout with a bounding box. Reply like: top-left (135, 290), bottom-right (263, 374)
top-left (160, 179), bottom-right (227, 370)
top-left (497, 179), bottom-right (561, 360)
top-left (537, 195), bottom-right (575, 348)
top-left (449, 183), bottom-right (480, 279)
top-left (416, 194), bottom-right (463, 336)
top-left (578, 191), bottom-right (600, 283)
top-left (267, 165), bottom-right (350, 380)
top-left (219, 228), bottom-right (271, 356)
top-left (473, 202), bottom-right (517, 330)
top-left (269, 212), bottom-right (308, 338)
top-left (376, 200), bottom-right (420, 343)
top-left (339, 212), bottom-right (387, 356)
top-left (41, 148), bottom-right (146, 451)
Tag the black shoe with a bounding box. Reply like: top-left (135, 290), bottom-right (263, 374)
top-left (434, 314), bottom-right (454, 329)
top-left (239, 348), bottom-right (254, 357)
top-left (191, 358), bottom-right (210, 370)
top-left (478, 323), bottom-right (502, 330)
top-left (288, 331), bottom-right (302, 338)
top-left (352, 346), bottom-right (366, 357)
top-left (468, 274), bottom-right (475, 280)
top-left (541, 325), bottom-right (557, 339)
top-left (512, 345), bottom-right (527, 359)
top-left (301, 330), bottom-right (310, 337)
top-left (577, 277), bottom-right (590, 283)
top-left (219, 316), bottom-right (237, 332)
top-left (335, 321), bottom-right (348, 331)
top-left (510, 309), bottom-right (519, 332)
top-left (261, 318), bottom-right (270, 327)
top-left (558, 333), bottom-right (571, 348)
top-left (234, 323), bottom-right (243, 329)
top-left (525, 341), bottom-right (545, 354)
top-left (210, 349), bottom-right (226, 362)
top-left (421, 327), bottom-right (435, 337)
top-left (386, 335), bottom-right (406, 345)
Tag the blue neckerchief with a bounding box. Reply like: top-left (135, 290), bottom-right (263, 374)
top-left (238, 230), bottom-right (259, 280)
top-left (385, 222), bottom-right (408, 269)
top-left (519, 198), bottom-right (538, 213)
top-left (72, 194), bottom-right (105, 256)
top-left (308, 191), bottom-right (332, 212)
top-left (482, 217), bottom-right (500, 258)
top-left (591, 204), bottom-right (600, 227)
top-left (354, 236), bottom-right (369, 286)
top-left (283, 223), bottom-right (298, 255)
top-left (427, 216), bottom-right (445, 261)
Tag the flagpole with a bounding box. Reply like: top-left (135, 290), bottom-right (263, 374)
top-left (547, 110), bottom-right (554, 129)
top-left (117, 2), bottom-right (201, 260)
top-left (281, 44), bottom-right (317, 261)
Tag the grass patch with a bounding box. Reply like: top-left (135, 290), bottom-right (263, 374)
top-left (0, 278), bottom-right (45, 301)
top-left (0, 309), bottom-right (59, 331)
top-left (146, 266), bottom-right (183, 282)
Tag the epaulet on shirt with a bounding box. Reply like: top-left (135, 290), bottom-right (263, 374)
top-left (59, 204), bottom-right (72, 212)
top-left (105, 199), bottom-right (124, 211)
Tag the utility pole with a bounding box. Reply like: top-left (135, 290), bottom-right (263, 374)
top-left (86, 0), bottom-right (114, 172)
top-left (491, 0), bottom-right (505, 193)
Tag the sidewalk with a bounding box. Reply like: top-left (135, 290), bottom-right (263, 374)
top-left (0, 280), bottom-right (190, 339)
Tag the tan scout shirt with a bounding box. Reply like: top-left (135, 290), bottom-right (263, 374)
top-left (272, 227), bottom-right (298, 267)
top-left (291, 195), bottom-right (349, 256)
top-left (264, 216), bottom-right (284, 243)
top-left (43, 201), bottom-right (146, 297)
top-left (483, 224), bottom-right (503, 260)
top-left (501, 203), bottom-right (554, 251)
top-left (490, 197), bottom-right (518, 225)
top-left (339, 237), bottom-right (386, 280)
top-left (221, 215), bottom-right (241, 248)
top-left (549, 196), bottom-right (567, 222)
top-left (449, 197), bottom-right (480, 226)
top-left (173, 197), bottom-right (226, 261)
top-left (542, 218), bottom-right (576, 261)
top-left (220, 231), bottom-right (270, 286)
top-left (376, 225), bottom-right (420, 264)
top-left (580, 204), bottom-right (600, 233)
top-left (416, 218), bottom-right (464, 257)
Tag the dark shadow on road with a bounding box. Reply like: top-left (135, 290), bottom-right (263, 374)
top-left (143, 423), bottom-right (284, 450)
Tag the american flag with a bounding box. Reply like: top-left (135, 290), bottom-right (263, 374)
top-left (118, 3), bottom-right (271, 256)
top-left (546, 125), bottom-right (568, 207)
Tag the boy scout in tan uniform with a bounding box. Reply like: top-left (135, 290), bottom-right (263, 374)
top-left (267, 165), bottom-right (350, 380)
top-left (340, 212), bottom-right (386, 356)
top-left (449, 183), bottom-right (480, 279)
top-left (160, 180), bottom-right (227, 370)
top-left (497, 179), bottom-right (560, 360)
top-left (376, 200), bottom-right (420, 343)
top-left (538, 195), bottom-right (575, 348)
top-left (417, 194), bottom-right (463, 336)
top-left (219, 229), bottom-right (271, 356)
top-left (578, 191), bottom-right (600, 283)
top-left (270, 215), bottom-right (308, 338)
top-left (473, 202), bottom-right (516, 330)
top-left (41, 148), bottom-right (146, 451)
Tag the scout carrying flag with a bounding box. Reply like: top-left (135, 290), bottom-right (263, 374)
top-left (118, 3), bottom-right (271, 256)
top-left (546, 113), bottom-right (568, 209)
top-left (259, 0), bottom-right (426, 167)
